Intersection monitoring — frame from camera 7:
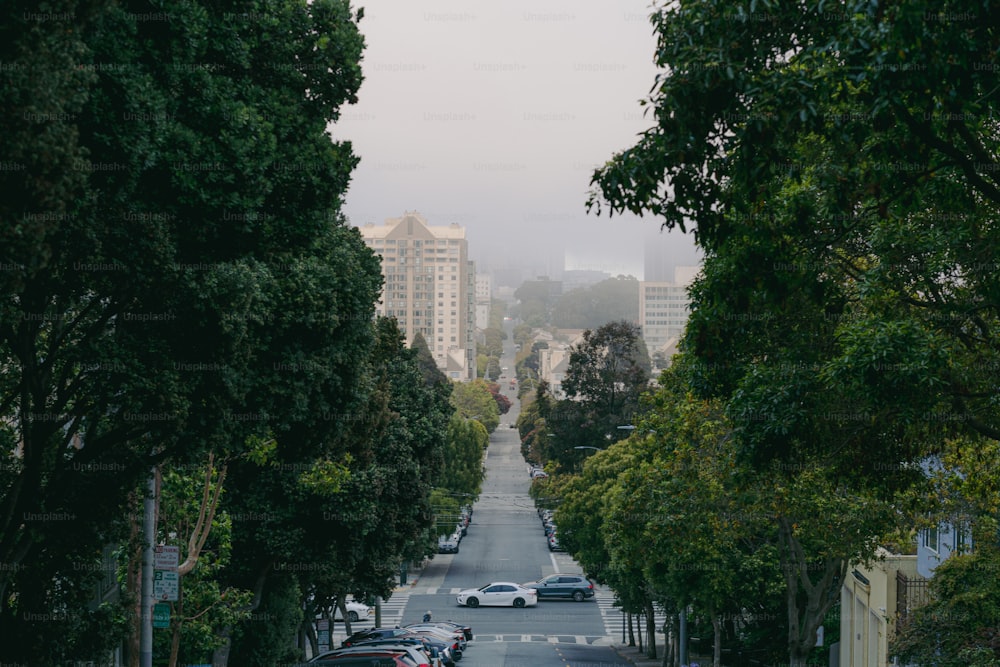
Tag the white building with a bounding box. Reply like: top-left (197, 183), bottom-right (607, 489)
top-left (359, 211), bottom-right (476, 379)
top-left (638, 265), bottom-right (700, 362)
top-left (475, 273), bottom-right (492, 330)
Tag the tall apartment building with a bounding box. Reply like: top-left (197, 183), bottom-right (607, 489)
top-left (475, 273), bottom-right (492, 330)
top-left (639, 265), bottom-right (700, 362)
top-left (359, 211), bottom-right (476, 380)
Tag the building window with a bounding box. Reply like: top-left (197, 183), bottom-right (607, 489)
top-left (924, 526), bottom-right (939, 552)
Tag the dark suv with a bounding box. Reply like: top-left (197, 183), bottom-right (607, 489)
top-left (522, 574), bottom-right (595, 601)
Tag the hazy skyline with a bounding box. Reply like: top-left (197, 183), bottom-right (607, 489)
top-left (332, 0), bottom-right (701, 282)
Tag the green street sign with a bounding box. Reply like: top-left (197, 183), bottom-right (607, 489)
top-left (153, 603), bottom-right (170, 628)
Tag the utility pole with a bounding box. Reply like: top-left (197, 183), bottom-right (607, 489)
top-left (679, 607), bottom-right (688, 666)
top-left (139, 466), bottom-right (157, 667)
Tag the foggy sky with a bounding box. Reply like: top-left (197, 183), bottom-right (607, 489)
top-left (332, 0), bottom-right (701, 283)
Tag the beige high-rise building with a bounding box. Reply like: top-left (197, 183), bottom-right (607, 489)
top-left (359, 211), bottom-right (476, 380)
top-left (639, 265), bottom-right (700, 364)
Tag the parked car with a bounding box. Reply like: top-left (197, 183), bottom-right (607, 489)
top-left (547, 533), bottom-right (564, 552)
top-left (333, 600), bottom-right (372, 623)
top-left (530, 469), bottom-right (548, 479)
top-left (402, 623), bottom-right (467, 650)
top-left (406, 620), bottom-right (472, 642)
top-left (347, 638), bottom-right (450, 667)
top-left (309, 648), bottom-right (422, 666)
top-left (456, 582), bottom-right (538, 608)
top-left (522, 574), bottom-right (594, 601)
top-left (342, 627), bottom-right (428, 648)
top-left (438, 535), bottom-right (459, 554)
top-left (426, 619), bottom-right (473, 642)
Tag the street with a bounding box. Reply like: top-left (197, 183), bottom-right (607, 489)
top-left (331, 339), bottom-right (636, 666)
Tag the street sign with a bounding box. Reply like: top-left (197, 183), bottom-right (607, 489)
top-left (317, 619), bottom-right (330, 652)
top-left (153, 603), bottom-right (171, 628)
top-left (154, 570), bottom-right (179, 601)
top-left (154, 545), bottom-right (180, 571)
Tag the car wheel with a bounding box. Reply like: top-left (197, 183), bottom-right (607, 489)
top-left (347, 611), bottom-right (359, 622)
top-left (466, 597), bottom-right (479, 608)
top-left (572, 590), bottom-right (585, 602)
top-left (513, 597), bottom-right (525, 608)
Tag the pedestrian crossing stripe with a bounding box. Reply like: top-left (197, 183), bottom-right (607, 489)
top-left (481, 635), bottom-right (615, 644)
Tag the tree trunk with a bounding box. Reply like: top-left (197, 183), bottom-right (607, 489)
top-left (168, 609), bottom-right (182, 667)
top-left (212, 562), bottom-right (272, 667)
top-left (127, 492), bottom-right (142, 667)
top-left (305, 617), bottom-right (318, 657)
top-left (712, 614), bottom-right (722, 667)
top-left (627, 612), bottom-right (636, 646)
top-left (211, 628), bottom-right (231, 667)
top-left (644, 600), bottom-right (657, 659)
top-left (778, 516), bottom-right (846, 667)
top-left (338, 597), bottom-right (352, 637)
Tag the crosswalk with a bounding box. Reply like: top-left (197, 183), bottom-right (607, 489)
top-left (327, 591), bottom-right (412, 645)
top-left (472, 634), bottom-right (613, 645)
top-left (595, 589), bottom-right (668, 643)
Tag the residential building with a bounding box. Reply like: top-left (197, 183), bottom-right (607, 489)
top-left (475, 273), bottom-right (492, 330)
top-left (638, 266), bottom-right (700, 363)
top-left (359, 211), bottom-right (476, 380)
top-left (537, 330), bottom-right (585, 398)
top-left (838, 548), bottom-right (926, 667)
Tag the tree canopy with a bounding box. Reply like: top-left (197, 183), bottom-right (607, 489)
top-left (587, 5), bottom-right (1000, 663)
top-left (0, 0), bottom-right (377, 662)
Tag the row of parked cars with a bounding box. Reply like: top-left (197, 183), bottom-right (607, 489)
top-left (538, 507), bottom-right (562, 551)
top-left (437, 505), bottom-right (472, 554)
top-left (527, 462), bottom-right (548, 480)
top-left (306, 620), bottom-right (473, 666)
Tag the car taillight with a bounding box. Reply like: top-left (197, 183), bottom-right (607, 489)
top-left (588, 583), bottom-right (594, 589)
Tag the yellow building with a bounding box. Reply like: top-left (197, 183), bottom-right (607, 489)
top-left (839, 548), bottom-right (927, 667)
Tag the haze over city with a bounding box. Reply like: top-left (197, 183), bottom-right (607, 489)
top-left (333, 0), bottom-right (702, 283)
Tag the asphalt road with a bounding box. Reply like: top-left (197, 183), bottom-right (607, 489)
top-left (329, 335), bottom-right (636, 666)
top-left (401, 340), bottom-right (631, 666)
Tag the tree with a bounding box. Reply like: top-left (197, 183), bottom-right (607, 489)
top-left (552, 275), bottom-right (640, 330)
top-left (153, 458), bottom-right (253, 667)
top-left (441, 416), bottom-right (486, 501)
top-left (890, 435), bottom-right (1000, 664)
top-left (0, 0), bottom-right (375, 661)
top-left (555, 439), bottom-right (661, 656)
top-left (548, 321), bottom-right (650, 471)
top-left (222, 317), bottom-right (450, 665)
top-left (485, 382), bottom-right (512, 416)
top-left (450, 379), bottom-right (500, 433)
top-left (588, 4), bottom-right (1000, 664)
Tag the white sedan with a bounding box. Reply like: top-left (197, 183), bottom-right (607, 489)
top-left (456, 582), bottom-right (538, 608)
top-left (333, 600), bottom-right (371, 622)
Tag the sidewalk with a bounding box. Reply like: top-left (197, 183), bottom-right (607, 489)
top-left (612, 642), bottom-right (712, 667)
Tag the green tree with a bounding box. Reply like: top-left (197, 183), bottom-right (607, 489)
top-left (223, 317), bottom-right (450, 664)
top-left (450, 379), bottom-right (500, 433)
top-left (0, 0), bottom-right (375, 662)
top-left (514, 278), bottom-right (560, 327)
top-left (587, 3), bottom-right (1000, 664)
top-left (441, 416), bottom-right (486, 500)
top-left (548, 321), bottom-right (650, 471)
top-left (552, 275), bottom-right (640, 330)
top-left (154, 458), bottom-right (253, 667)
top-left (891, 546), bottom-right (1000, 666)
